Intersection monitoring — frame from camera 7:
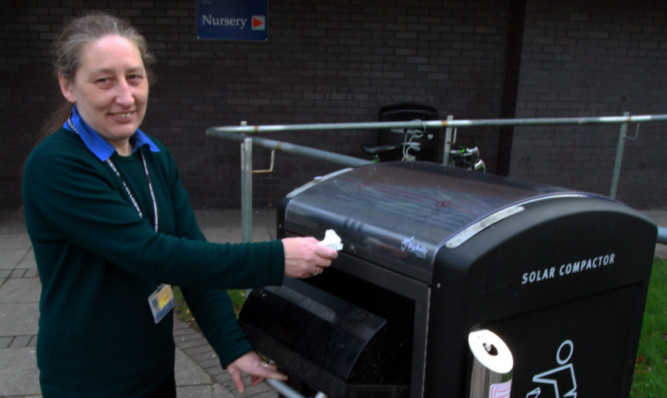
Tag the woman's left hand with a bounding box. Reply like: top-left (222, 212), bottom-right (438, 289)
top-left (226, 351), bottom-right (287, 393)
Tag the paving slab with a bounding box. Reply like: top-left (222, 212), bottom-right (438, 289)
top-left (0, 248), bottom-right (32, 271)
top-left (0, 303), bottom-right (39, 337)
top-left (178, 384), bottom-right (217, 398)
top-left (0, 234), bottom-right (32, 251)
top-left (175, 347), bottom-right (214, 386)
top-left (0, 278), bottom-right (41, 304)
top-left (0, 347), bottom-right (41, 397)
top-left (16, 248), bottom-right (37, 270)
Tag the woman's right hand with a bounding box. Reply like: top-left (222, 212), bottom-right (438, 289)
top-left (281, 237), bottom-right (338, 278)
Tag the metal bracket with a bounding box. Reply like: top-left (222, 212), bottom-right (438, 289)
top-left (624, 123), bottom-right (641, 141)
top-left (253, 149), bottom-right (275, 174)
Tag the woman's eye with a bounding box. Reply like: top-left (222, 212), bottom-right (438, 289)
top-left (128, 74), bottom-right (145, 84)
top-left (95, 78), bottom-right (113, 87)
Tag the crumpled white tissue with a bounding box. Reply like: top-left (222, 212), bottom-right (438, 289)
top-left (318, 229), bottom-right (343, 251)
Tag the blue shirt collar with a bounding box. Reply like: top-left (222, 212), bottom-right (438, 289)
top-left (63, 105), bottom-right (160, 161)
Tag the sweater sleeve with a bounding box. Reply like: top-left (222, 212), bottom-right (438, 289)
top-left (182, 287), bottom-right (253, 367)
top-left (163, 147), bottom-right (256, 367)
top-left (22, 133), bottom-right (285, 289)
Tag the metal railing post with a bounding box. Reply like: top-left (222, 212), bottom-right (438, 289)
top-left (241, 137), bottom-right (253, 243)
top-left (659, 227), bottom-right (667, 244)
top-left (610, 112), bottom-right (630, 199)
top-left (442, 115), bottom-right (454, 166)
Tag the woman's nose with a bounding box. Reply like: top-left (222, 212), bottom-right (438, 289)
top-left (114, 79), bottom-right (135, 105)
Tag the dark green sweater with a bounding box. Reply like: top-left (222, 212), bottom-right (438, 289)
top-left (22, 128), bottom-right (284, 397)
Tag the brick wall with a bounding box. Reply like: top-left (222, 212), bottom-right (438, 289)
top-left (0, 0), bottom-right (513, 209)
top-left (1, 0), bottom-right (665, 210)
top-left (511, 0), bottom-right (667, 208)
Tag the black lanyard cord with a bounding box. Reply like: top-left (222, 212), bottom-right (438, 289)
top-left (67, 119), bottom-right (159, 232)
top-left (105, 153), bottom-right (159, 232)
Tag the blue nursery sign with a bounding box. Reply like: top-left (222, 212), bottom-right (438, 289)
top-left (196, 0), bottom-right (268, 41)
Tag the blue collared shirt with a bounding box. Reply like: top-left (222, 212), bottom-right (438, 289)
top-left (63, 105), bottom-right (160, 161)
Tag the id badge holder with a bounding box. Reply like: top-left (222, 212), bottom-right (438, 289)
top-left (148, 284), bottom-right (175, 324)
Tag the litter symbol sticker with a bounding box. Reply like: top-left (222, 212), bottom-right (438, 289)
top-left (490, 380), bottom-right (512, 398)
top-left (526, 340), bottom-right (578, 398)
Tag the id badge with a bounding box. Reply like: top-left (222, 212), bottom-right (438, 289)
top-left (148, 284), bottom-right (175, 324)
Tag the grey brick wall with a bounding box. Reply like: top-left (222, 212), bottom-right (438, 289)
top-left (511, 0), bottom-right (667, 208)
top-left (1, 0), bottom-right (665, 209)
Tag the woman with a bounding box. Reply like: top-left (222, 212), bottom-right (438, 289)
top-left (22, 11), bottom-right (337, 397)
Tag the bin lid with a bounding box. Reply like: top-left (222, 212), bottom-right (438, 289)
top-left (283, 162), bottom-right (602, 283)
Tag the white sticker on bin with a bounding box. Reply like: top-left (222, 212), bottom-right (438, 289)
top-left (318, 229), bottom-right (343, 251)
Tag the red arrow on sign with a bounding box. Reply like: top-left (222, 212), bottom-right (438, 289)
top-left (252, 16), bottom-right (265, 30)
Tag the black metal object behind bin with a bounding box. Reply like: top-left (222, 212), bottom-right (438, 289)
top-left (239, 161), bottom-right (657, 398)
top-left (365, 103), bottom-right (441, 162)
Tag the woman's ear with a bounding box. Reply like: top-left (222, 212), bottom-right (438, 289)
top-left (58, 74), bottom-right (76, 104)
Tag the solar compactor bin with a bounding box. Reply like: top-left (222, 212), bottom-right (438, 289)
top-left (239, 161), bottom-right (657, 398)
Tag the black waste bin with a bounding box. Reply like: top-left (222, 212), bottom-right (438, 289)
top-left (239, 162), bottom-right (657, 398)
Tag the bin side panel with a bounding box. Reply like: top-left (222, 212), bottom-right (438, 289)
top-left (426, 197), bottom-right (656, 397)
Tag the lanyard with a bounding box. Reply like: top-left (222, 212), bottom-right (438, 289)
top-left (105, 153), bottom-right (159, 232)
top-left (67, 119), bottom-right (159, 232)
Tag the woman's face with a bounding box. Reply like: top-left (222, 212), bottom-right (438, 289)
top-left (59, 35), bottom-right (149, 154)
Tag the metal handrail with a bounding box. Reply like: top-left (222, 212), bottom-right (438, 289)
top-left (210, 128), bottom-right (371, 167)
top-left (207, 113), bottom-right (667, 196)
top-left (206, 113), bottom-right (667, 245)
top-left (207, 114), bottom-right (667, 134)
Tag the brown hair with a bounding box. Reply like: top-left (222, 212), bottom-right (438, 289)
top-left (41, 11), bottom-right (156, 136)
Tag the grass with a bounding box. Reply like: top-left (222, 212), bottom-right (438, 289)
top-left (228, 289), bottom-right (248, 314)
top-left (173, 259), bottom-right (666, 396)
top-left (172, 287), bottom-right (247, 330)
top-left (631, 258), bottom-right (667, 398)
top-left (172, 286), bottom-right (196, 326)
